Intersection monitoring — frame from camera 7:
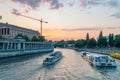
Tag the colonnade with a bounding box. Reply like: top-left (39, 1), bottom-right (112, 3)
top-left (0, 40), bottom-right (53, 51)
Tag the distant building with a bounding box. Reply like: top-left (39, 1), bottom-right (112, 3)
top-left (0, 23), bottom-right (40, 39)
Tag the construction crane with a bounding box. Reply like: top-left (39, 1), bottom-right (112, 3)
top-left (12, 10), bottom-right (48, 36)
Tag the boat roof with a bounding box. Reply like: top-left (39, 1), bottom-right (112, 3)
top-left (87, 53), bottom-right (108, 57)
top-left (46, 56), bottom-right (55, 59)
top-left (54, 51), bottom-right (62, 53)
top-left (50, 51), bottom-right (62, 56)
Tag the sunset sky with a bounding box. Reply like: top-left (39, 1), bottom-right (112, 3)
top-left (0, 0), bottom-right (120, 41)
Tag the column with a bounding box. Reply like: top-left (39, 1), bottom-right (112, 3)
top-left (7, 42), bottom-right (9, 50)
top-left (18, 43), bottom-right (21, 50)
top-left (30, 43), bottom-right (32, 49)
top-left (10, 42), bottom-right (13, 50)
top-left (16, 43), bottom-right (18, 50)
top-left (14, 43), bottom-right (16, 50)
top-left (23, 43), bottom-right (25, 50)
top-left (2, 42), bottom-right (5, 50)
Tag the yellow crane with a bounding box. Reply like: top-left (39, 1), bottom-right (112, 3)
top-left (12, 10), bottom-right (48, 36)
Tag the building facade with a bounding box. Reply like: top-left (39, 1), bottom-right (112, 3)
top-left (0, 39), bottom-right (54, 58)
top-left (0, 23), bottom-right (40, 39)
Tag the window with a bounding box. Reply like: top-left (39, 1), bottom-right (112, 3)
top-left (1, 28), bottom-right (3, 35)
top-left (7, 28), bottom-right (9, 34)
top-left (0, 29), bottom-right (1, 35)
top-left (4, 28), bottom-right (6, 35)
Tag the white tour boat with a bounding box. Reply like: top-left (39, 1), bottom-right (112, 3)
top-left (43, 51), bottom-right (63, 65)
top-left (81, 52), bottom-right (117, 67)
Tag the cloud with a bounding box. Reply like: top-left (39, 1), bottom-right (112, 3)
top-left (44, 27), bottom-right (120, 32)
top-left (61, 27), bottom-right (120, 31)
top-left (12, 0), bottom-right (41, 10)
top-left (78, 0), bottom-right (120, 10)
top-left (11, 8), bottom-right (21, 15)
top-left (109, 0), bottom-right (120, 8)
top-left (44, 0), bottom-right (63, 9)
top-left (11, 0), bottom-right (120, 9)
top-left (111, 12), bottom-right (120, 19)
top-left (50, 0), bottom-right (63, 9)
top-left (62, 28), bottom-right (99, 31)
top-left (12, 0), bottom-right (64, 10)
top-left (11, 0), bottom-right (120, 10)
top-left (11, 0), bottom-right (120, 19)
top-left (79, 0), bottom-right (120, 19)
top-left (79, 0), bottom-right (105, 8)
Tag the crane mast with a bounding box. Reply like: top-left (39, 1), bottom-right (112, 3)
top-left (12, 11), bottom-right (48, 36)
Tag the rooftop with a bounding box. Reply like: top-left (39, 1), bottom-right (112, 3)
top-left (0, 22), bottom-right (39, 33)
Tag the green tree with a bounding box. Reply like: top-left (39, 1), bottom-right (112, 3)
top-left (0, 35), bottom-right (3, 39)
top-left (15, 33), bottom-right (24, 39)
top-left (74, 39), bottom-right (86, 48)
top-left (54, 40), bottom-right (66, 48)
top-left (37, 36), bottom-right (45, 42)
top-left (66, 40), bottom-right (75, 44)
top-left (86, 33), bottom-right (90, 47)
top-left (87, 38), bottom-right (97, 48)
top-left (109, 33), bottom-right (114, 47)
top-left (23, 35), bottom-right (30, 41)
top-left (97, 31), bottom-right (107, 47)
top-left (31, 36), bottom-right (38, 41)
top-left (98, 37), bottom-right (107, 47)
top-left (15, 34), bottom-right (30, 41)
top-left (98, 30), bottom-right (103, 38)
top-left (114, 35), bottom-right (120, 48)
top-left (86, 33), bottom-right (89, 42)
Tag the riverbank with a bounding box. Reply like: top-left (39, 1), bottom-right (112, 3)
top-left (74, 47), bottom-right (120, 55)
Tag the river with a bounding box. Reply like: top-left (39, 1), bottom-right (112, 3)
top-left (0, 48), bottom-right (120, 80)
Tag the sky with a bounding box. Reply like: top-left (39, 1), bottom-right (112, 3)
top-left (0, 0), bottom-right (120, 41)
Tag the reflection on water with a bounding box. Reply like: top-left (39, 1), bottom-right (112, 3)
top-left (0, 52), bottom-right (52, 64)
top-left (0, 48), bottom-right (120, 80)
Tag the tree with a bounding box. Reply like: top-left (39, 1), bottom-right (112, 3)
top-left (86, 33), bottom-right (89, 43)
top-left (15, 34), bottom-right (30, 41)
top-left (109, 33), bottom-right (114, 47)
top-left (97, 31), bottom-right (107, 47)
top-left (15, 33), bottom-right (23, 39)
top-left (87, 38), bottom-right (97, 48)
top-left (31, 36), bottom-right (38, 41)
top-left (0, 35), bottom-right (3, 39)
top-left (114, 35), bottom-right (120, 48)
top-left (54, 40), bottom-right (66, 48)
top-left (86, 33), bottom-right (90, 47)
top-left (23, 35), bottom-right (30, 41)
top-left (98, 30), bottom-right (103, 38)
top-left (74, 39), bottom-right (86, 48)
top-left (98, 37), bottom-right (107, 47)
top-left (66, 40), bottom-right (75, 44)
top-left (37, 36), bottom-right (45, 42)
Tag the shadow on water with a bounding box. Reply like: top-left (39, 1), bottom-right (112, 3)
top-left (0, 52), bottom-right (53, 65)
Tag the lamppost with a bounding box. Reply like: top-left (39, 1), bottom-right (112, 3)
top-left (12, 11), bottom-right (48, 36)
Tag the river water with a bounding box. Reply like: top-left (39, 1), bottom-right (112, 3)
top-left (0, 48), bottom-right (120, 80)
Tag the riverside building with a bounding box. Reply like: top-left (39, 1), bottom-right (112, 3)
top-left (0, 23), bottom-right (54, 58)
top-left (0, 22), bottom-right (40, 39)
